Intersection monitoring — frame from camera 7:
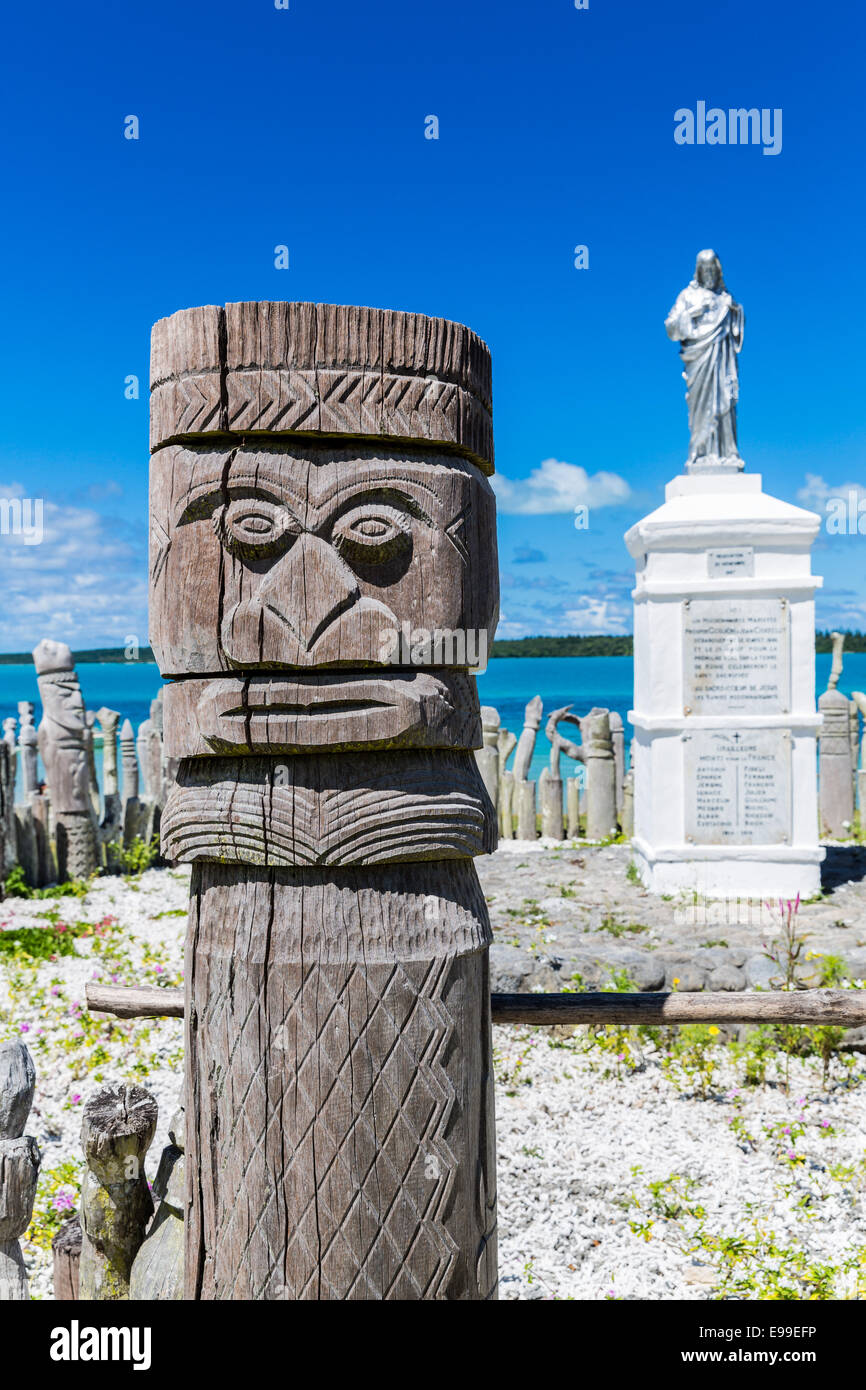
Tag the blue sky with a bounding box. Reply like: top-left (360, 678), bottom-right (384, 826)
top-left (1, 0), bottom-right (864, 649)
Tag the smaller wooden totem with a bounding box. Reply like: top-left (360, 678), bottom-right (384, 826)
top-left (33, 640), bottom-right (98, 880)
top-left (150, 301), bottom-right (499, 1299)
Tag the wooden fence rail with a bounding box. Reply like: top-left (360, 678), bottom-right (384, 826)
top-left (86, 983), bottom-right (866, 1028)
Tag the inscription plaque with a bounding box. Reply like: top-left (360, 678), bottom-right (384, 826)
top-left (683, 728), bottom-right (791, 846)
top-left (683, 597), bottom-right (789, 715)
top-left (707, 547), bottom-right (754, 578)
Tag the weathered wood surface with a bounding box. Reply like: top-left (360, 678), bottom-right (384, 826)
top-left (79, 1084), bottom-right (157, 1301)
top-left (0, 1042), bottom-right (40, 1300)
top-left (150, 443), bottom-right (498, 677)
top-left (129, 1105), bottom-right (184, 1301)
top-left (492, 990), bottom-right (866, 1027)
top-left (582, 708), bottom-right (617, 840)
top-left (17, 703), bottom-right (39, 797)
top-left (819, 686), bottom-right (854, 837)
top-left (163, 670), bottom-right (482, 758)
top-left (0, 743), bottom-right (13, 885)
top-left (52, 1215), bottom-right (82, 1300)
top-left (161, 751), bottom-right (496, 866)
top-left (150, 302), bottom-right (494, 468)
top-left (475, 707), bottom-right (500, 814)
top-left (88, 984), bottom-right (185, 1017)
top-left (33, 640), bottom-right (97, 878)
top-left (151, 300), bottom-right (499, 1301)
top-left (185, 863), bottom-right (497, 1300)
top-left (512, 695), bottom-right (543, 782)
top-left (515, 778), bottom-right (537, 841)
top-left (86, 983), bottom-right (866, 1029)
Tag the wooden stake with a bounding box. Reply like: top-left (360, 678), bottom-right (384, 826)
top-left (78, 1084), bottom-right (156, 1300)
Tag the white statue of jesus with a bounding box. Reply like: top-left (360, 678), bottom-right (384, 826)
top-left (665, 249), bottom-right (744, 471)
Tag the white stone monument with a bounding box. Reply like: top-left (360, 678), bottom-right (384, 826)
top-left (625, 251), bottom-right (824, 898)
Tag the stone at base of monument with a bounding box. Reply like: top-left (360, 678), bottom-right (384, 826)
top-left (626, 470), bottom-right (824, 901)
top-left (630, 839), bottom-right (824, 899)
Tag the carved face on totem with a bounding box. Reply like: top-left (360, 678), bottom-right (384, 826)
top-left (150, 444), bottom-right (498, 675)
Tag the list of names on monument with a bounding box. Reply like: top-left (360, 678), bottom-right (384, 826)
top-left (683, 597), bottom-right (789, 715)
top-left (683, 729), bottom-right (792, 846)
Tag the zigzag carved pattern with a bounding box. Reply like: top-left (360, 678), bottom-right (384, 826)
top-left (226, 369), bottom-right (319, 433)
top-left (192, 952), bottom-right (495, 1299)
top-left (150, 367), bottom-right (493, 471)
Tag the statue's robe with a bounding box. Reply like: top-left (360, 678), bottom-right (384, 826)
top-left (665, 284), bottom-right (744, 465)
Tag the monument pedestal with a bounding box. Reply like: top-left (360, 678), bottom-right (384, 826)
top-left (625, 471), bottom-right (825, 900)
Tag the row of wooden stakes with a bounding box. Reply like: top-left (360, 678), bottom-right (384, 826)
top-left (0, 647), bottom-right (174, 889)
top-left (474, 699), bottom-right (632, 841)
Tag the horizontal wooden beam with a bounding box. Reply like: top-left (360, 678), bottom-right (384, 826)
top-left (87, 984), bottom-right (184, 1018)
top-left (491, 989), bottom-right (866, 1027)
top-left (85, 983), bottom-right (866, 1028)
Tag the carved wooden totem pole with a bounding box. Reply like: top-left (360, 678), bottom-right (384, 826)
top-left (33, 640), bottom-right (98, 880)
top-left (149, 302), bottom-right (499, 1299)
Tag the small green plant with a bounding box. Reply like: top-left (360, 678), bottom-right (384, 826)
top-left (3, 865), bottom-right (90, 900)
top-left (106, 835), bottom-right (160, 881)
top-left (626, 861), bottom-right (640, 885)
top-left (597, 913), bottom-right (647, 938)
top-left (0, 915), bottom-right (94, 961)
top-left (659, 1025), bottom-right (721, 1097)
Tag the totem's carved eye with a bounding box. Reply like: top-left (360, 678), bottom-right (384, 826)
top-left (215, 498), bottom-right (300, 559)
top-left (331, 505), bottom-right (412, 565)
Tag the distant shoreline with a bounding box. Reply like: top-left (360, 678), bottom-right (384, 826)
top-left (0, 631), bottom-right (860, 664)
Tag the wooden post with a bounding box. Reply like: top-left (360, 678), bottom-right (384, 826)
top-left (0, 1042), bottom-right (40, 1300)
top-left (52, 1215), bottom-right (82, 1300)
top-left (17, 703), bottom-right (39, 797)
top-left (0, 743), bottom-right (13, 885)
top-left (79, 1084), bottom-right (156, 1300)
top-left (16, 700), bottom-right (38, 800)
top-left (129, 1105), bottom-right (185, 1301)
top-left (622, 768), bottom-right (635, 837)
top-left (96, 708), bottom-right (121, 833)
top-left (515, 778), bottom-right (537, 840)
top-left (32, 640), bottom-right (98, 880)
top-left (539, 767), bottom-right (564, 839)
top-left (609, 710), bottom-right (625, 817)
top-left (476, 706), bottom-right (500, 815)
top-left (512, 696), bottom-right (542, 781)
top-left (499, 769), bottom-right (514, 839)
top-left (583, 708), bottom-right (617, 841)
top-left (150, 301), bottom-right (499, 1300)
top-left (566, 776), bottom-right (581, 838)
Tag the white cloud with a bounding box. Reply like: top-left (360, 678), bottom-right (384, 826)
top-left (0, 484), bottom-right (147, 651)
top-left (492, 458), bottom-right (631, 516)
top-left (562, 596), bottom-right (631, 635)
top-left (797, 473), bottom-right (866, 512)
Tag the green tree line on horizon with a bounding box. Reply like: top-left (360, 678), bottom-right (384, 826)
top-left (1, 630), bottom-right (865, 664)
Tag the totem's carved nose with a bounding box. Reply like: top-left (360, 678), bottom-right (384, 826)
top-left (257, 533), bottom-right (361, 652)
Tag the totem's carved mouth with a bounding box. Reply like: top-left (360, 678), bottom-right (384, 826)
top-left (163, 670), bottom-right (480, 760)
top-left (222, 699), bottom-right (393, 718)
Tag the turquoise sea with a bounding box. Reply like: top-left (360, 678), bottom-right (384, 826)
top-left (2, 653), bottom-right (863, 789)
